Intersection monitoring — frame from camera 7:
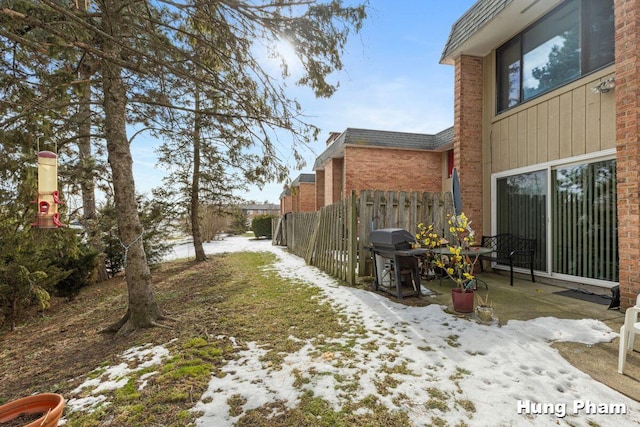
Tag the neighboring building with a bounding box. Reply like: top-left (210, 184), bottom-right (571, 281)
top-left (279, 173), bottom-right (316, 214)
top-left (240, 203), bottom-right (279, 223)
top-left (280, 184), bottom-right (293, 215)
top-left (441, 0), bottom-right (639, 307)
top-left (313, 128), bottom-right (454, 208)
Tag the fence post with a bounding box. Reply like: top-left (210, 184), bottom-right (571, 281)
top-left (347, 190), bottom-right (357, 285)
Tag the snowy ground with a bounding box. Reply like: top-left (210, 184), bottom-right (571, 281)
top-left (69, 236), bottom-right (639, 426)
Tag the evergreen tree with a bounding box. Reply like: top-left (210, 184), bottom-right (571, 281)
top-left (1, 0), bottom-right (366, 335)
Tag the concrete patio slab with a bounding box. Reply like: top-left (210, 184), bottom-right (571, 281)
top-left (422, 271), bottom-right (640, 403)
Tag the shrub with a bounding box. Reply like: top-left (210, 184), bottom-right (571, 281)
top-left (251, 214), bottom-right (276, 239)
top-left (53, 244), bottom-right (99, 300)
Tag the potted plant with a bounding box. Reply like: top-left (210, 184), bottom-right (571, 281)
top-left (417, 213), bottom-right (477, 313)
top-left (475, 292), bottom-right (494, 323)
top-left (0, 393), bottom-right (64, 427)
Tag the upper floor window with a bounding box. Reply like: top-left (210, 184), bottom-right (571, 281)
top-left (496, 0), bottom-right (614, 113)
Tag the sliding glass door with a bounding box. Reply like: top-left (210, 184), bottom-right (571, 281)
top-left (495, 157), bottom-right (618, 284)
top-left (496, 170), bottom-right (547, 271)
top-left (552, 160), bottom-right (618, 281)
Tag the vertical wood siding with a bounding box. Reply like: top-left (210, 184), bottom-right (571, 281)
top-left (490, 72), bottom-right (616, 173)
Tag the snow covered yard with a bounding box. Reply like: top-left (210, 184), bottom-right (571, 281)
top-left (68, 236), bottom-right (639, 426)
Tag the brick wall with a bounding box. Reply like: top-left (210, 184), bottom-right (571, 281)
top-left (296, 182), bottom-right (316, 212)
top-left (280, 193), bottom-right (292, 215)
top-left (315, 170), bottom-right (325, 210)
top-left (615, 0), bottom-right (640, 309)
top-left (344, 146), bottom-right (442, 195)
top-left (454, 55), bottom-right (484, 238)
top-left (292, 190), bottom-right (299, 212)
top-left (324, 157), bottom-right (343, 206)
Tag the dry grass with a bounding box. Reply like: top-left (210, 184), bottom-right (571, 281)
top-left (0, 251), bottom-right (416, 426)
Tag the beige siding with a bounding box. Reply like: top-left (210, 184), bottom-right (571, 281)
top-left (547, 96), bottom-right (560, 161)
top-left (601, 85), bottom-right (616, 149)
top-left (572, 87), bottom-right (586, 156)
top-left (559, 91), bottom-right (572, 158)
top-left (536, 102), bottom-right (548, 162)
top-left (488, 68), bottom-right (615, 173)
top-left (585, 83), bottom-right (601, 153)
top-left (527, 108), bottom-right (537, 164)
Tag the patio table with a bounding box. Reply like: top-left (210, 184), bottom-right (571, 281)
top-left (432, 246), bottom-right (493, 289)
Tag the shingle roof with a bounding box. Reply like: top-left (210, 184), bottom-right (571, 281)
top-left (241, 203), bottom-right (279, 211)
top-left (279, 187), bottom-right (291, 199)
top-left (313, 127), bottom-right (453, 171)
top-left (441, 0), bottom-right (513, 64)
top-left (441, 0), bottom-right (563, 64)
top-left (291, 173), bottom-right (315, 185)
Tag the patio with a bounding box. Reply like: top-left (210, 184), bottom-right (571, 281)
top-left (421, 270), bottom-right (640, 403)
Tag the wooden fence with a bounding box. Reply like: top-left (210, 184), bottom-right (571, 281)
top-left (273, 190), bottom-right (454, 285)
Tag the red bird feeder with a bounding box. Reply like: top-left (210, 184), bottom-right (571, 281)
top-left (32, 150), bottom-right (64, 228)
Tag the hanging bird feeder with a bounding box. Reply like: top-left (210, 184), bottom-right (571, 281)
top-left (32, 150), bottom-right (64, 228)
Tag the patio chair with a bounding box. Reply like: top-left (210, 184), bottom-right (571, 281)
top-left (618, 293), bottom-right (640, 374)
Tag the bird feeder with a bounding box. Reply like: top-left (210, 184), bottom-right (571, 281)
top-left (32, 150), bottom-right (64, 228)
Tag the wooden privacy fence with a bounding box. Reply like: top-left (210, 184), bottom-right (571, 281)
top-left (273, 190), bottom-right (454, 285)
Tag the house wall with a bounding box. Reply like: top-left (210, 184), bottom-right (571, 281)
top-left (315, 170), bottom-right (325, 210)
top-left (343, 146), bottom-right (443, 196)
top-left (296, 182), bottom-right (316, 212)
top-left (455, 55), bottom-right (485, 238)
top-left (480, 58), bottom-right (617, 265)
top-left (280, 194), bottom-right (293, 215)
top-left (465, 2), bottom-right (634, 305)
top-left (486, 67), bottom-right (616, 174)
top-left (614, 0), bottom-right (640, 308)
top-left (292, 190), bottom-right (299, 212)
top-left (324, 157), bottom-right (344, 206)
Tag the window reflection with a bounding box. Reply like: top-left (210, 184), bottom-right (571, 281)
top-left (523, 1), bottom-right (579, 100)
top-left (496, 0), bottom-right (614, 112)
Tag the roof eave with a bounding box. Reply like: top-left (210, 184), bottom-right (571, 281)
top-left (440, 0), bottom-right (563, 65)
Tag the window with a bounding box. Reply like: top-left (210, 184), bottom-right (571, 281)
top-left (496, 0), bottom-right (614, 113)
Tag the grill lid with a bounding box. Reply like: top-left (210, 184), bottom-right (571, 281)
top-left (370, 228), bottom-right (415, 250)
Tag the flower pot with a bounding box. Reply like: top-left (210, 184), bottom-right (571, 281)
top-left (0, 393), bottom-right (65, 427)
top-left (451, 288), bottom-right (474, 313)
top-left (475, 306), bottom-right (494, 323)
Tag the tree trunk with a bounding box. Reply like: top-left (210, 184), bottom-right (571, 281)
top-left (77, 62), bottom-right (109, 281)
top-left (191, 85), bottom-right (206, 261)
top-left (76, 0), bottom-right (108, 282)
top-left (100, 0), bottom-right (160, 334)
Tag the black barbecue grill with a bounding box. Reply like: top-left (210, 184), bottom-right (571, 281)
top-left (369, 228), bottom-right (428, 298)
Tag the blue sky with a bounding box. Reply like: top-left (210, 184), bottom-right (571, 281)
top-left (130, 1), bottom-right (477, 204)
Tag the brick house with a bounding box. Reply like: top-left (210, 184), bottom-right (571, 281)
top-left (279, 173), bottom-right (316, 214)
top-left (442, 0), bottom-right (638, 308)
top-left (313, 128), bottom-right (454, 208)
top-left (241, 203), bottom-right (279, 223)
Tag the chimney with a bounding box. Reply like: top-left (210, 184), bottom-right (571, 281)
top-left (326, 132), bottom-right (341, 145)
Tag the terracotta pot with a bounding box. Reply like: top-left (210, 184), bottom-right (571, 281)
top-left (0, 393), bottom-right (65, 427)
top-left (451, 288), bottom-right (474, 313)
